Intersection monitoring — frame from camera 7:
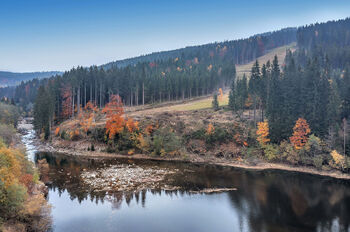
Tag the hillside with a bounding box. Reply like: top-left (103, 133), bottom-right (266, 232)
top-left (0, 71), bottom-right (61, 87)
top-left (102, 28), bottom-right (297, 69)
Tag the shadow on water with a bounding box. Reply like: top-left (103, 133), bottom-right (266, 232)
top-left (35, 152), bottom-right (350, 232)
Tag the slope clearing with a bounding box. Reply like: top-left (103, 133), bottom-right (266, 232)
top-left (126, 42), bottom-right (296, 113)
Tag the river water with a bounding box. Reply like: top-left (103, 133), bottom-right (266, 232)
top-left (20, 120), bottom-right (350, 232)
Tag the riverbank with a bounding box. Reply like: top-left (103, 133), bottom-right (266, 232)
top-left (0, 118), bottom-right (52, 232)
top-left (38, 137), bottom-right (350, 181)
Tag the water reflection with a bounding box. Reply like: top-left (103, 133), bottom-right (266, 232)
top-left (36, 152), bottom-right (350, 232)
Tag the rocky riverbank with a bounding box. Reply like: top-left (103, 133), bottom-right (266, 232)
top-left (36, 136), bottom-right (350, 181)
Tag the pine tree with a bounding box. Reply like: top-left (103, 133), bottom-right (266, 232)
top-left (267, 56), bottom-right (283, 143)
top-left (212, 93), bottom-right (219, 111)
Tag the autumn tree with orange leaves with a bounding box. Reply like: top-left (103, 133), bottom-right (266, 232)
top-left (290, 118), bottom-right (311, 150)
top-left (256, 120), bottom-right (270, 146)
top-left (79, 101), bottom-right (99, 135)
top-left (102, 95), bottom-right (125, 139)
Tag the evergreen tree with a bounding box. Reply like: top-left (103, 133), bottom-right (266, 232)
top-left (212, 93), bottom-right (219, 111)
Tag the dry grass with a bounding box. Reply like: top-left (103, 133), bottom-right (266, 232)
top-left (236, 42), bottom-right (297, 78)
top-left (167, 93), bottom-right (229, 111)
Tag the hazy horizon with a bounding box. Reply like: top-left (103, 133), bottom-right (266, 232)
top-left (1, 0), bottom-right (349, 72)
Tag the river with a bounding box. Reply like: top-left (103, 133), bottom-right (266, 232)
top-left (20, 119), bottom-right (350, 232)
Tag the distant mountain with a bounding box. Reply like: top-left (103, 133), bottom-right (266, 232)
top-left (0, 71), bottom-right (62, 87)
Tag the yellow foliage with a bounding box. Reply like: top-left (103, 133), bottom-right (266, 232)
top-left (331, 150), bottom-right (345, 169)
top-left (136, 133), bottom-right (149, 152)
top-left (256, 120), bottom-right (270, 146)
top-left (0, 146), bottom-right (22, 189)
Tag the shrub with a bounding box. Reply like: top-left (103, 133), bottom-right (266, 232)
top-left (60, 130), bottom-right (67, 140)
top-left (330, 150), bottom-right (345, 170)
top-left (312, 155), bottom-right (324, 169)
top-left (91, 144), bottom-right (95, 151)
top-left (263, 144), bottom-right (279, 161)
top-left (279, 140), bottom-right (300, 164)
top-left (0, 145), bottom-right (28, 220)
top-left (205, 127), bottom-right (229, 147)
top-left (0, 123), bottom-right (16, 145)
top-left (92, 127), bottom-right (106, 142)
top-left (149, 127), bottom-right (182, 156)
top-left (187, 128), bottom-right (206, 140)
top-left (69, 129), bottom-right (80, 141)
top-left (0, 103), bottom-right (20, 127)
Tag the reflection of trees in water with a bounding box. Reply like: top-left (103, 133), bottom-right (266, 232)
top-left (226, 171), bottom-right (350, 232)
top-left (36, 152), bottom-right (350, 232)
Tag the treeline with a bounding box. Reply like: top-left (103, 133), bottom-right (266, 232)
top-left (103, 28), bottom-right (296, 69)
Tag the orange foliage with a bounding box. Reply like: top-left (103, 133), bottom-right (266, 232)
top-left (145, 125), bottom-right (154, 135)
top-left (20, 173), bottom-right (34, 192)
top-left (206, 123), bottom-right (215, 135)
top-left (102, 95), bottom-right (126, 139)
top-left (79, 101), bottom-right (99, 134)
top-left (126, 118), bottom-right (139, 133)
top-left (256, 120), bottom-right (270, 146)
top-left (290, 118), bottom-right (311, 150)
top-left (69, 129), bottom-right (80, 140)
top-left (218, 88), bottom-right (223, 101)
top-left (55, 127), bottom-right (60, 136)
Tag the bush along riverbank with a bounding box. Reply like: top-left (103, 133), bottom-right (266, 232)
top-left (39, 95), bottom-right (350, 180)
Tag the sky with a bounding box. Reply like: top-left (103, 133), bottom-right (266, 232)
top-left (0, 0), bottom-right (349, 72)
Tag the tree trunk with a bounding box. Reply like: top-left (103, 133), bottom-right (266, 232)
top-left (253, 96), bottom-right (256, 128)
top-left (84, 83), bottom-right (87, 107)
top-left (142, 82), bottom-right (145, 106)
top-left (90, 84), bottom-right (92, 103)
top-left (72, 88), bottom-right (75, 118)
top-left (77, 87), bottom-right (80, 115)
top-left (99, 84), bottom-right (102, 108)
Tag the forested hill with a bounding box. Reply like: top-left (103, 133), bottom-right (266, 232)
top-left (103, 28), bottom-right (297, 69)
top-left (296, 17), bottom-right (350, 69)
top-left (0, 71), bottom-right (61, 87)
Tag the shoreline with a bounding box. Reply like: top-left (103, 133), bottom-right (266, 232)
top-left (39, 142), bottom-right (350, 181)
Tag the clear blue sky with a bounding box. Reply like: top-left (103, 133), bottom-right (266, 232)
top-left (0, 0), bottom-right (349, 72)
